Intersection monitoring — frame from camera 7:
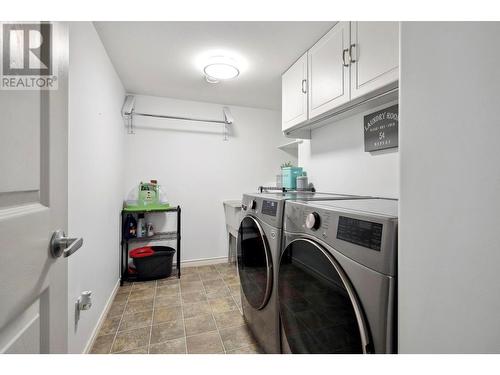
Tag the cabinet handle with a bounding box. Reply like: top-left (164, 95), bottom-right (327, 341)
top-left (342, 48), bottom-right (350, 67)
top-left (301, 79), bottom-right (307, 94)
top-left (350, 43), bottom-right (357, 63)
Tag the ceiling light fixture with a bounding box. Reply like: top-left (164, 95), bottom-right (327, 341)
top-left (203, 56), bottom-right (240, 84)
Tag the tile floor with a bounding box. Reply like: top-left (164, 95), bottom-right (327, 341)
top-left (90, 262), bottom-right (263, 354)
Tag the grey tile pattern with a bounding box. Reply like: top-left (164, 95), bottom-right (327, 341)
top-left (111, 327), bottom-right (150, 353)
top-left (184, 313), bottom-right (217, 336)
top-left (90, 334), bottom-right (114, 354)
top-left (114, 346), bottom-right (149, 354)
top-left (186, 331), bottom-right (224, 354)
top-left (149, 337), bottom-right (186, 354)
top-left (90, 262), bottom-right (263, 354)
top-left (150, 319), bottom-right (185, 344)
top-left (219, 324), bottom-right (256, 352)
top-left (227, 343), bottom-right (263, 354)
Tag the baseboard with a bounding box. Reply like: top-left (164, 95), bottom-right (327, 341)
top-left (82, 280), bottom-right (120, 354)
top-left (178, 256), bottom-right (228, 268)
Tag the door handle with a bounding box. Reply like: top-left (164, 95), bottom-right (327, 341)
top-left (301, 79), bottom-right (307, 94)
top-left (342, 48), bottom-right (351, 67)
top-left (350, 43), bottom-right (357, 63)
top-left (50, 230), bottom-right (84, 258)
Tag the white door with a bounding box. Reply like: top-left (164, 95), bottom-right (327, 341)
top-left (281, 52), bottom-right (308, 131)
top-left (308, 21), bottom-right (351, 120)
top-left (350, 21), bottom-right (399, 100)
top-left (0, 22), bottom-right (77, 353)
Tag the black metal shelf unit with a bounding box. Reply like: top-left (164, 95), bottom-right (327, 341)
top-left (120, 206), bottom-right (181, 285)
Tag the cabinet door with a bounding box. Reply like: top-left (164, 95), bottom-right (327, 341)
top-left (350, 22), bottom-right (399, 100)
top-left (282, 53), bottom-right (308, 131)
top-left (308, 21), bottom-right (350, 119)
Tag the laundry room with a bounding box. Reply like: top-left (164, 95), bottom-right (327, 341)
top-left (74, 20), bottom-right (402, 355)
top-left (2, 2), bottom-right (500, 373)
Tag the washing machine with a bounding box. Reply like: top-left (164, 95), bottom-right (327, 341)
top-left (278, 198), bottom-right (398, 354)
top-left (237, 192), bottom-right (369, 353)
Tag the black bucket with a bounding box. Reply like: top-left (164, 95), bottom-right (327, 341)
top-left (130, 246), bottom-right (176, 280)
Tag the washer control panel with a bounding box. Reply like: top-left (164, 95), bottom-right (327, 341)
top-left (241, 194), bottom-right (284, 229)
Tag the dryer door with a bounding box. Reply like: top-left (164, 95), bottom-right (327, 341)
top-left (278, 238), bottom-right (371, 353)
top-left (237, 216), bottom-right (273, 310)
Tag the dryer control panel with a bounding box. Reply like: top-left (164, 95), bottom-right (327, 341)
top-left (337, 216), bottom-right (383, 251)
top-left (261, 200), bottom-right (278, 216)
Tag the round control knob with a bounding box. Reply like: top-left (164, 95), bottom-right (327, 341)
top-left (249, 199), bottom-right (257, 210)
top-left (305, 212), bottom-right (321, 230)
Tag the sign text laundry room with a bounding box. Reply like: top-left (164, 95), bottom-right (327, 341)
top-left (364, 104), bottom-right (399, 152)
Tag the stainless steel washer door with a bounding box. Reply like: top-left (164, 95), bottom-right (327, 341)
top-left (278, 238), bottom-right (371, 354)
top-left (237, 216), bottom-right (273, 310)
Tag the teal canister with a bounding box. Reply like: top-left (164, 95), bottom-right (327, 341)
top-left (281, 167), bottom-right (303, 189)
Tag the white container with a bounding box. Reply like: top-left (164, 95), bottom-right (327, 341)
top-left (147, 222), bottom-right (154, 237)
top-left (137, 215), bottom-right (145, 238)
top-left (296, 175), bottom-right (308, 190)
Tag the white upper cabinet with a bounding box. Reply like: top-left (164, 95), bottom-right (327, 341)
top-left (282, 52), bottom-right (308, 131)
top-left (280, 21), bottom-right (399, 136)
top-left (308, 21), bottom-right (350, 119)
top-left (350, 22), bottom-right (399, 100)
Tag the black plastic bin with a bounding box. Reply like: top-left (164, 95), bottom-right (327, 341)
top-left (130, 246), bottom-right (176, 280)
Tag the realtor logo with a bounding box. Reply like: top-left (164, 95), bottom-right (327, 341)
top-left (1, 23), bottom-right (58, 90)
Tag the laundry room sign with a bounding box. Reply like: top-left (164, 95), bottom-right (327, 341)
top-left (364, 104), bottom-right (398, 152)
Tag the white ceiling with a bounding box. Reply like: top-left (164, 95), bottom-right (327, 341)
top-left (94, 22), bottom-right (334, 110)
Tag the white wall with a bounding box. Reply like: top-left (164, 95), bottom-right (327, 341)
top-left (298, 101), bottom-right (399, 198)
top-left (68, 22), bottom-right (125, 353)
top-left (399, 22), bottom-right (500, 353)
top-left (124, 95), bottom-right (294, 263)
